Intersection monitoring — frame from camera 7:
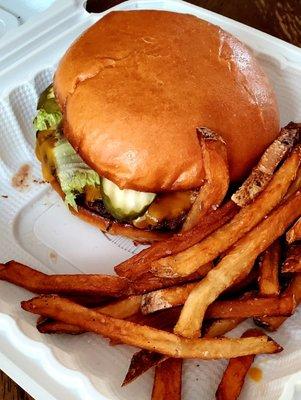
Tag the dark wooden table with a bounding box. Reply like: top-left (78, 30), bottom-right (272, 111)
top-left (1, 1), bottom-right (300, 399)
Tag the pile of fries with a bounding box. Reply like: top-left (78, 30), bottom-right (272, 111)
top-left (1, 122), bottom-right (301, 399)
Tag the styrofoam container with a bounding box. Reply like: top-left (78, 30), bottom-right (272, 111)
top-left (0, 1), bottom-right (301, 399)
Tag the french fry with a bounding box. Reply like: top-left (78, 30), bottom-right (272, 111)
top-left (254, 274), bottom-right (301, 331)
top-left (0, 261), bottom-right (129, 296)
top-left (203, 319), bottom-right (244, 338)
top-left (232, 123), bottom-right (300, 207)
top-left (152, 358), bottom-right (182, 400)
top-left (21, 295), bottom-right (282, 359)
top-left (141, 282), bottom-right (294, 318)
top-left (122, 316), bottom-right (246, 386)
top-left (122, 350), bottom-right (166, 386)
top-left (182, 128), bottom-right (229, 231)
top-left (38, 295), bottom-right (142, 335)
top-left (206, 295), bottom-right (295, 319)
top-left (282, 243), bottom-right (301, 273)
top-left (115, 201), bottom-right (238, 279)
top-left (284, 165), bottom-right (301, 200)
top-left (152, 147), bottom-right (301, 278)
top-left (258, 240), bottom-right (280, 296)
top-left (128, 308), bottom-right (181, 330)
top-left (130, 263), bottom-right (212, 294)
top-left (216, 329), bottom-right (265, 400)
top-left (141, 283), bottom-right (197, 314)
top-left (37, 320), bottom-right (85, 335)
top-left (174, 191), bottom-right (301, 338)
top-left (223, 263), bottom-right (258, 296)
top-left (286, 217), bottom-right (301, 243)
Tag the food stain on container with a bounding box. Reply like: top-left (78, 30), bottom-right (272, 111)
top-left (11, 164), bottom-right (32, 190)
top-left (248, 366), bottom-right (263, 382)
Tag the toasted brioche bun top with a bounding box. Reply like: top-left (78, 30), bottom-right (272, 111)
top-left (54, 10), bottom-right (279, 192)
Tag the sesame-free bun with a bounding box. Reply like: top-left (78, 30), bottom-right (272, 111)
top-left (54, 10), bottom-right (279, 191)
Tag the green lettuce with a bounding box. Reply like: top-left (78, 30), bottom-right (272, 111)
top-left (53, 136), bottom-right (101, 209)
top-left (33, 109), bottom-right (62, 131)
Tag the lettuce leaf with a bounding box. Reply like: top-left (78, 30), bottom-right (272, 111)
top-left (53, 136), bottom-right (101, 209)
top-left (33, 109), bottom-right (62, 131)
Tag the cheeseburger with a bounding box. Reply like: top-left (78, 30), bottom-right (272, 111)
top-left (34, 10), bottom-right (279, 241)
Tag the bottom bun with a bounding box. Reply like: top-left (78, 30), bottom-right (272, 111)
top-left (50, 180), bottom-right (171, 243)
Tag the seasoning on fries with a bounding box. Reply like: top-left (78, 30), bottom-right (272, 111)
top-left (21, 295), bottom-right (282, 359)
top-left (174, 191), bottom-right (301, 338)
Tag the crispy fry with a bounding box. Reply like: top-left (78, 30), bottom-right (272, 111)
top-left (284, 165), bottom-right (301, 200)
top-left (115, 201), bottom-right (238, 279)
top-left (123, 316), bottom-right (247, 385)
top-left (232, 123), bottom-right (300, 207)
top-left (206, 295), bottom-right (295, 319)
top-left (203, 319), bottom-right (244, 338)
top-left (153, 148), bottom-right (301, 279)
top-left (258, 240), bottom-right (281, 296)
top-left (254, 274), bottom-right (301, 331)
top-left (152, 358), bottom-right (182, 400)
top-left (38, 295), bottom-right (141, 335)
top-left (216, 329), bottom-right (265, 400)
top-left (182, 128), bottom-right (229, 231)
top-left (174, 191), bottom-right (301, 338)
top-left (21, 295), bottom-right (282, 358)
top-left (282, 243), bottom-right (301, 273)
top-left (286, 217), bottom-right (301, 243)
top-left (37, 319), bottom-right (85, 335)
top-left (0, 261), bottom-right (129, 296)
top-left (122, 350), bottom-right (166, 386)
top-left (142, 283), bottom-right (294, 318)
top-left (223, 264), bottom-right (258, 296)
top-left (128, 308), bottom-right (181, 330)
top-left (152, 147), bottom-right (301, 278)
top-left (130, 263), bottom-right (212, 294)
top-left (141, 283), bottom-right (197, 314)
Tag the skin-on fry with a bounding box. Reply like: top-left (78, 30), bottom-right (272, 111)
top-left (122, 315), bottom-right (246, 386)
top-left (141, 282), bottom-right (294, 318)
top-left (206, 295), bottom-right (295, 319)
top-left (115, 201), bottom-right (238, 279)
top-left (182, 128), bottom-right (229, 231)
top-left (141, 282), bottom-right (197, 314)
top-left (216, 329), bottom-right (265, 400)
top-left (152, 358), bottom-right (182, 400)
top-left (152, 147), bottom-right (301, 278)
top-left (174, 191), bottom-right (301, 338)
top-left (130, 263), bottom-right (212, 294)
top-left (254, 274), bottom-right (301, 331)
top-left (122, 350), bottom-right (166, 386)
top-left (232, 123), bottom-right (300, 207)
top-left (286, 217), bottom-right (301, 244)
top-left (203, 319), bottom-right (244, 338)
top-left (0, 261), bottom-right (129, 296)
top-left (258, 240), bottom-right (280, 296)
top-left (38, 295), bottom-right (142, 335)
top-left (21, 295), bottom-right (282, 359)
top-left (282, 243), bottom-right (301, 273)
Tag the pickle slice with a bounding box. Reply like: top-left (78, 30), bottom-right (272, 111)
top-left (102, 178), bottom-right (156, 221)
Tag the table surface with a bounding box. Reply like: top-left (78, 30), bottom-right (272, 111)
top-left (1, 0), bottom-right (300, 399)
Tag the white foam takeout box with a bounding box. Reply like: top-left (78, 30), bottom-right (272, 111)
top-left (0, 1), bottom-right (301, 399)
